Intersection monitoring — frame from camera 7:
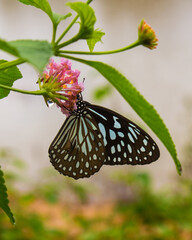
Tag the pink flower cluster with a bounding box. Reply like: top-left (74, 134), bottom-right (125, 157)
top-left (41, 58), bottom-right (84, 116)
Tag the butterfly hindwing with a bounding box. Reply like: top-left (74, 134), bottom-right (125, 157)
top-left (86, 103), bottom-right (160, 166)
top-left (49, 112), bottom-right (106, 179)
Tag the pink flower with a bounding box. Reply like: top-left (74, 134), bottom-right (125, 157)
top-left (138, 19), bottom-right (158, 50)
top-left (40, 58), bottom-right (84, 116)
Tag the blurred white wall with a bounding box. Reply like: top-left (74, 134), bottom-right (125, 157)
top-left (0, 0), bottom-right (192, 189)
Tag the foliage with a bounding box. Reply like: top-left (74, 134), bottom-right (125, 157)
top-left (0, 164), bottom-right (192, 239)
top-left (0, 0), bottom-right (181, 222)
top-left (9, 40), bottom-right (53, 72)
top-left (0, 60), bottom-right (22, 99)
top-left (0, 167), bottom-right (15, 224)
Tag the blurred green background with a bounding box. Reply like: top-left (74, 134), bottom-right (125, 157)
top-left (1, 144), bottom-right (192, 240)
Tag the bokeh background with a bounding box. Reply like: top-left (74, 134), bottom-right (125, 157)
top-left (0, 0), bottom-right (192, 239)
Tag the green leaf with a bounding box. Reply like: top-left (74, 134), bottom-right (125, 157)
top-left (17, 0), bottom-right (72, 28)
top-left (0, 166), bottom-right (15, 224)
top-left (9, 40), bottom-right (53, 72)
top-left (52, 12), bottom-right (72, 27)
top-left (0, 60), bottom-right (22, 99)
top-left (0, 39), bottom-right (53, 72)
top-left (0, 39), bottom-right (18, 56)
top-left (67, 2), bottom-right (96, 39)
top-left (17, 0), bottom-right (53, 22)
top-left (87, 29), bottom-right (105, 52)
top-left (61, 55), bottom-right (182, 175)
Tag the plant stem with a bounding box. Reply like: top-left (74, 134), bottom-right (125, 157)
top-left (55, 16), bottom-right (79, 46)
top-left (56, 34), bottom-right (80, 50)
top-left (0, 83), bottom-right (68, 101)
top-left (58, 40), bottom-right (141, 55)
top-left (0, 83), bottom-right (44, 96)
top-left (55, 0), bottom-right (93, 46)
top-left (86, 0), bottom-right (93, 4)
top-left (0, 59), bottom-right (25, 71)
top-left (51, 24), bottom-right (57, 45)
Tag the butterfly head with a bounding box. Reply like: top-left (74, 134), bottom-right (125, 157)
top-left (77, 93), bottom-right (83, 101)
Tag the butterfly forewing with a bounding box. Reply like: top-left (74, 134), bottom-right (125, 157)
top-left (86, 103), bottom-right (160, 166)
top-left (49, 111), bottom-right (106, 179)
top-left (49, 95), bottom-right (160, 179)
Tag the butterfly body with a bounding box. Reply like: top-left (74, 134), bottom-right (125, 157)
top-left (49, 94), bottom-right (160, 179)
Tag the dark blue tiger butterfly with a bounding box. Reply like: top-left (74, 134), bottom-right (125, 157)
top-left (49, 93), bottom-right (160, 179)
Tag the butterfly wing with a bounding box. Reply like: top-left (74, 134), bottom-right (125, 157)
top-left (85, 103), bottom-right (160, 166)
top-left (49, 113), bottom-right (106, 179)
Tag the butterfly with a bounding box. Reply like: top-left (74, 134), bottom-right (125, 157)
top-left (49, 93), bottom-right (160, 179)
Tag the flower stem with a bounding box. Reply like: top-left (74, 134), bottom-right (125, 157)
top-left (51, 24), bottom-right (57, 45)
top-left (55, 0), bottom-right (93, 46)
top-left (0, 83), bottom-right (44, 95)
top-left (56, 34), bottom-right (80, 50)
top-left (0, 59), bottom-right (25, 71)
top-left (0, 83), bottom-right (68, 102)
top-left (58, 40), bottom-right (141, 55)
top-left (55, 16), bottom-right (79, 46)
top-left (86, 0), bottom-right (93, 4)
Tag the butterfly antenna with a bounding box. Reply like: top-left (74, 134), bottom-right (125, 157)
top-left (79, 78), bottom-right (86, 100)
top-left (77, 78), bottom-right (85, 101)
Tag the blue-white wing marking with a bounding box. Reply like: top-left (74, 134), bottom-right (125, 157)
top-left (87, 104), bottom-right (160, 165)
top-left (49, 113), bottom-right (105, 179)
